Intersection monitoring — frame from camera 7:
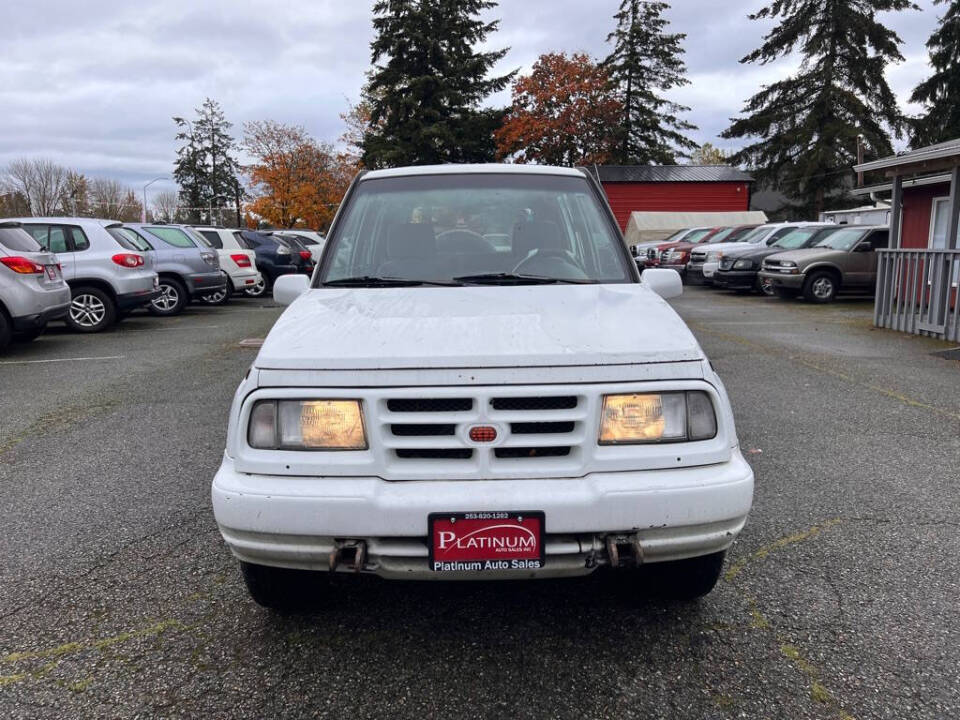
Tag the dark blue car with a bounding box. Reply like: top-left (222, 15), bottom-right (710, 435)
top-left (237, 231), bottom-right (313, 297)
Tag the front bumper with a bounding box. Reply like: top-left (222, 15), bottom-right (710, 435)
top-left (212, 451), bottom-right (754, 580)
top-left (686, 261), bottom-right (707, 284)
top-left (757, 270), bottom-right (805, 289)
top-left (714, 269), bottom-right (758, 290)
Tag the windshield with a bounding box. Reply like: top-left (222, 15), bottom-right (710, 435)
top-left (321, 174), bottom-right (631, 286)
top-left (144, 226), bottom-right (197, 248)
top-left (814, 228), bottom-right (866, 251)
top-left (724, 226), bottom-right (756, 242)
top-left (773, 227), bottom-right (826, 250)
top-left (736, 226), bottom-right (774, 244)
top-left (0, 226), bottom-right (42, 253)
top-left (682, 229), bottom-right (712, 244)
top-left (708, 228), bottom-right (735, 243)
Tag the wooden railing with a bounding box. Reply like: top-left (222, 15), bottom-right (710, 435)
top-left (875, 249), bottom-right (960, 341)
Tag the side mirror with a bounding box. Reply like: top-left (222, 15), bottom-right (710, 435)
top-left (854, 243), bottom-right (872, 253)
top-left (641, 268), bottom-right (683, 299)
top-left (273, 274), bottom-right (310, 306)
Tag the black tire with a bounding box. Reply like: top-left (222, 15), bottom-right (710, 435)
top-left (803, 270), bottom-right (839, 304)
top-left (244, 274), bottom-right (270, 298)
top-left (774, 287), bottom-right (798, 300)
top-left (13, 324), bottom-right (45, 342)
top-left (240, 561), bottom-right (324, 611)
top-left (0, 310), bottom-right (11, 351)
top-left (757, 276), bottom-right (775, 296)
top-left (648, 551), bottom-right (726, 602)
top-left (149, 277), bottom-right (188, 316)
top-left (67, 286), bottom-right (116, 333)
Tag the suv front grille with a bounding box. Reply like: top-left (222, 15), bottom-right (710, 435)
top-left (378, 390), bottom-right (586, 476)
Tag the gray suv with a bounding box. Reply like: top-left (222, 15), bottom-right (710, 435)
top-left (0, 222), bottom-right (71, 350)
top-left (121, 224), bottom-right (224, 316)
top-left (10, 217), bottom-right (159, 332)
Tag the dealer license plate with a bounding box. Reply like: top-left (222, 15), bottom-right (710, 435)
top-left (429, 511), bottom-right (545, 572)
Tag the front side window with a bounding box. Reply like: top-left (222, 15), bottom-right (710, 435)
top-left (0, 226), bottom-right (42, 253)
top-left (321, 174), bottom-right (630, 286)
top-left (736, 226), bottom-right (773, 245)
top-left (144, 226), bottom-right (196, 248)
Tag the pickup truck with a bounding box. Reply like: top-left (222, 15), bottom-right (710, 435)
top-left (211, 164), bottom-right (754, 609)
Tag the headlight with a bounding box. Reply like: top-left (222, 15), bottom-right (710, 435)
top-left (598, 391), bottom-right (717, 445)
top-left (733, 259), bottom-right (754, 270)
top-left (780, 261), bottom-right (796, 267)
top-left (248, 399), bottom-right (367, 450)
top-left (707, 251), bottom-right (722, 262)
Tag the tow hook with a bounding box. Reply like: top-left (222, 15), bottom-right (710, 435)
top-left (329, 540), bottom-right (368, 572)
top-left (605, 534), bottom-right (643, 568)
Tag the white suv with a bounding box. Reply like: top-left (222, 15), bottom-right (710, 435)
top-left (7, 217), bottom-right (159, 332)
top-left (191, 227), bottom-right (262, 303)
top-left (211, 165), bottom-right (754, 609)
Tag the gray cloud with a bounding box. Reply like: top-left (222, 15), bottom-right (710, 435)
top-left (0, 0), bottom-right (943, 201)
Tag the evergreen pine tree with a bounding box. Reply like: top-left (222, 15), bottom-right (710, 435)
top-left (603, 0), bottom-right (697, 164)
top-left (910, 0), bottom-right (960, 147)
top-left (361, 0), bottom-right (515, 168)
top-left (722, 0), bottom-right (916, 217)
top-left (173, 98), bottom-right (241, 223)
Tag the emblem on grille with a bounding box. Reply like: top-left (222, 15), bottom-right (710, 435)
top-left (468, 425), bottom-right (498, 443)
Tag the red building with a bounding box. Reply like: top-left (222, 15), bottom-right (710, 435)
top-left (853, 138), bottom-right (960, 341)
top-left (584, 165), bottom-right (754, 232)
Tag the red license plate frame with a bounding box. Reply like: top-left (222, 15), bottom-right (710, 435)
top-left (428, 511), bottom-right (545, 572)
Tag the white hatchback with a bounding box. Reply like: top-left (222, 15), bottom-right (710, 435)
top-left (191, 227), bottom-right (262, 302)
top-left (211, 164), bottom-right (754, 609)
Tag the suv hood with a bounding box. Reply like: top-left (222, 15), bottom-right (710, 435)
top-left (766, 247), bottom-right (846, 266)
top-left (255, 284), bottom-right (704, 370)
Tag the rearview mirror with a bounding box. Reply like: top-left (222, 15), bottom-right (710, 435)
top-left (273, 274), bottom-right (310, 306)
top-left (641, 268), bottom-right (683, 299)
top-left (854, 243), bottom-right (872, 253)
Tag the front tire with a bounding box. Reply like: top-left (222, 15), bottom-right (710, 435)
top-left (803, 270), bottom-right (839, 303)
top-left (648, 551), bottom-right (726, 601)
top-left (67, 286), bottom-right (116, 333)
top-left (757, 276), bottom-right (775, 296)
top-left (149, 277), bottom-right (187, 316)
top-left (240, 561), bottom-right (323, 611)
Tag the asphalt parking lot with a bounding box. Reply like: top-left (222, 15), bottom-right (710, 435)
top-left (1, 289), bottom-right (958, 719)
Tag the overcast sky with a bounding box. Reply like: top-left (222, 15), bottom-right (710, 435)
top-left (0, 0), bottom-right (944, 201)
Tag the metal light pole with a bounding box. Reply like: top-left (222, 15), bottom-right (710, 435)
top-left (142, 177), bottom-right (167, 223)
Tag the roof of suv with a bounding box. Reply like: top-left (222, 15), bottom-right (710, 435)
top-left (363, 164), bottom-right (584, 180)
top-left (2, 216), bottom-right (123, 229)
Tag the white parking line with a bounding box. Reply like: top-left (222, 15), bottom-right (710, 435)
top-left (0, 355), bottom-right (125, 366)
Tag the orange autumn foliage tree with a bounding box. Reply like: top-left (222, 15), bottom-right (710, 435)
top-left (242, 120), bottom-right (355, 232)
top-left (495, 53), bottom-right (623, 166)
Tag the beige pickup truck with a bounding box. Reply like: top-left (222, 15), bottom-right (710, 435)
top-left (758, 225), bottom-right (889, 303)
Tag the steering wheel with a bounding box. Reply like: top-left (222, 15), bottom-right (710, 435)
top-left (437, 229), bottom-right (485, 242)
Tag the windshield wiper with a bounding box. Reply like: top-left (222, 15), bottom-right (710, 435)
top-left (323, 275), bottom-right (462, 287)
top-left (453, 272), bottom-right (593, 285)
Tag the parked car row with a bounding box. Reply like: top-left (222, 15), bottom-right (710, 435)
top-left (633, 222), bottom-right (890, 303)
top-left (0, 216), bottom-right (325, 351)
